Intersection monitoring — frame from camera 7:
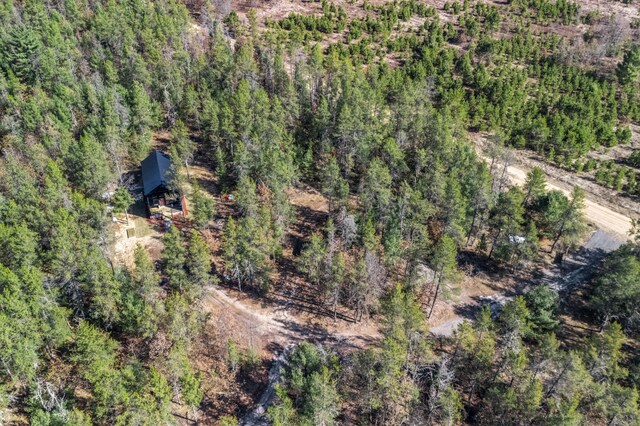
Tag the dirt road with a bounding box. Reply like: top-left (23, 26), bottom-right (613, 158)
top-left (504, 163), bottom-right (633, 240)
top-left (471, 132), bottom-right (636, 240)
top-left (430, 138), bottom-right (636, 337)
top-left (204, 286), bottom-right (380, 425)
top-left (203, 286), bottom-right (380, 350)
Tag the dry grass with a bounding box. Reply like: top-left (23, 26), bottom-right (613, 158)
top-left (111, 215), bottom-right (164, 269)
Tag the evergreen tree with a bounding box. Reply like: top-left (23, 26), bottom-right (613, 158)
top-left (549, 187), bottom-right (586, 253)
top-left (187, 231), bottom-right (213, 292)
top-left (268, 385), bottom-right (297, 426)
top-left (524, 285), bottom-right (559, 336)
top-left (522, 166), bottom-right (547, 207)
top-left (170, 120), bottom-right (196, 178)
top-left (127, 244), bottom-right (163, 338)
top-left (2, 25), bottom-right (41, 83)
top-left (489, 187), bottom-right (525, 261)
top-left (591, 244), bottom-right (640, 329)
top-left (112, 187), bottom-right (134, 224)
top-left (617, 45), bottom-right (640, 85)
top-left (162, 226), bottom-right (188, 292)
top-left (222, 216), bottom-right (271, 292)
top-left (191, 185), bottom-right (216, 229)
top-left (427, 235), bottom-right (460, 319)
top-left (298, 232), bottom-right (327, 291)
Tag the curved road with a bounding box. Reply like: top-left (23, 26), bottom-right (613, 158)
top-left (504, 163), bottom-right (633, 240)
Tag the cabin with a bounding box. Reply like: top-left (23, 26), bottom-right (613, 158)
top-left (140, 151), bottom-right (186, 219)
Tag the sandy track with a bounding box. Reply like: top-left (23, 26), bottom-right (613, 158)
top-left (504, 163), bottom-right (633, 240)
top-left (471, 131), bottom-right (636, 240)
top-left (203, 286), bottom-right (380, 349)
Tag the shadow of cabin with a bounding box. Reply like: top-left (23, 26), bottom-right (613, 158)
top-left (140, 151), bottom-right (187, 220)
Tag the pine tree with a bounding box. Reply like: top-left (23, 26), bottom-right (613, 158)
top-left (68, 133), bottom-right (114, 197)
top-left (112, 187), bottom-right (134, 224)
top-left (268, 385), bottom-right (297, 426)
top-left (169, 120), bottom-right (196, 179)
top-left (191, 185), bottom-right (216, 229)
top-left (298, 232), bottom-right (327, 290)
top-left (549, 186), bottom-right (586, 253)
top-left (309, 366), bottom-right (341, 426)
top-left (524, 285), bottom-right (559, 336)
top-left (163, 226), bottom-right (188, 292)
top-left (427, 235), bottom-right (459, 319)
top-left (360, 158), bottom-right (393, 223)
top-left (327, 253), bottom-right (346, 321)
top-left (127, 82), bottom-right (156, 161)
top-left (187, 231), bottom-right (213, 293)
top-left (617, 45), bottom-right (640, 85)
top-left (3, 25), bottom-right (41, 83)
top-left (128, 244), bottom-right (164, 338)
top-left (586, 322), bottom-right (627, 382)
top-left (489, 187), bottom-right (525, 261)
top-left (322, 157), bottom-right (349, 211)
top-left (222, 216), bottom-right (271, 292)
top-left (522, 166), bottom-right (547, 207)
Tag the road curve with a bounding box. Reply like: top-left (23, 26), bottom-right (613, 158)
top-left (504, 163), bottom-right (633, 241)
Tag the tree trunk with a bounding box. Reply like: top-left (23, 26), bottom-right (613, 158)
top-left (489, 229), bottom-right (502, 258)
top-left (522, 191), bottom-right (531, 208)
top-left (428, 277), bottom-right (442, 319)
top-left (550, 220), bottom-right (565, 253)
top-left (466, 207), bottom-right (478, 246)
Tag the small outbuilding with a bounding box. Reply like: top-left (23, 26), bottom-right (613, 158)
top-left (141, 151), bottom-right (186, 219)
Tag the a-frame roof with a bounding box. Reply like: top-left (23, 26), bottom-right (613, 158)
top-left (141, 151), bottom-right (174, 196)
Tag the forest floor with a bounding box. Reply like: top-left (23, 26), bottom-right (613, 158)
top-left (587, 123), bottom-right (640, 166)
top-left (230, 0), bottom-right (639, 30)
top-left (180, 163), bottom-right (381, 422)
top-left (110, 123), bottom-right (640, 421)
top-left (110, 146), bottom-right (635, 419)
top-left (226, 0), bottom-right (640, 71)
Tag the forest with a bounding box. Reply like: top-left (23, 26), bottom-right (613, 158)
top-left (0, 0), bottom-right (639, 424)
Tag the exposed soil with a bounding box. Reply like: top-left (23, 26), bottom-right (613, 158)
top-left (111, 202), bottom-right (164, 268)
top-left (429, 264), bottom-right (517, 336)
top-left (110, 155), bottom-right (381, 422)
top-left (577, 0), bottom-right (640, 20)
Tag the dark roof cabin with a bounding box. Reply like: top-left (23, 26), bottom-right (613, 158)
top-left (141, 151), bottom-right (185, 219)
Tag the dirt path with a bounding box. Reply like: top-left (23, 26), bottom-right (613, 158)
top-left (204, 286), bottom-right (292, 341)
top-left (240, 345), bottom-right (294, 426)
top-left (504, 162), bottom-right (633, 240)
top-left (203, 286), bottom-right (380, 424)
top-left (471, 133), bottom-right (637, 240)
top-left (202, 285), bottom-right (380, 351)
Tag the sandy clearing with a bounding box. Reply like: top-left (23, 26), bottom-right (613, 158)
top-left (111, 217), bottom-right (164, 268)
